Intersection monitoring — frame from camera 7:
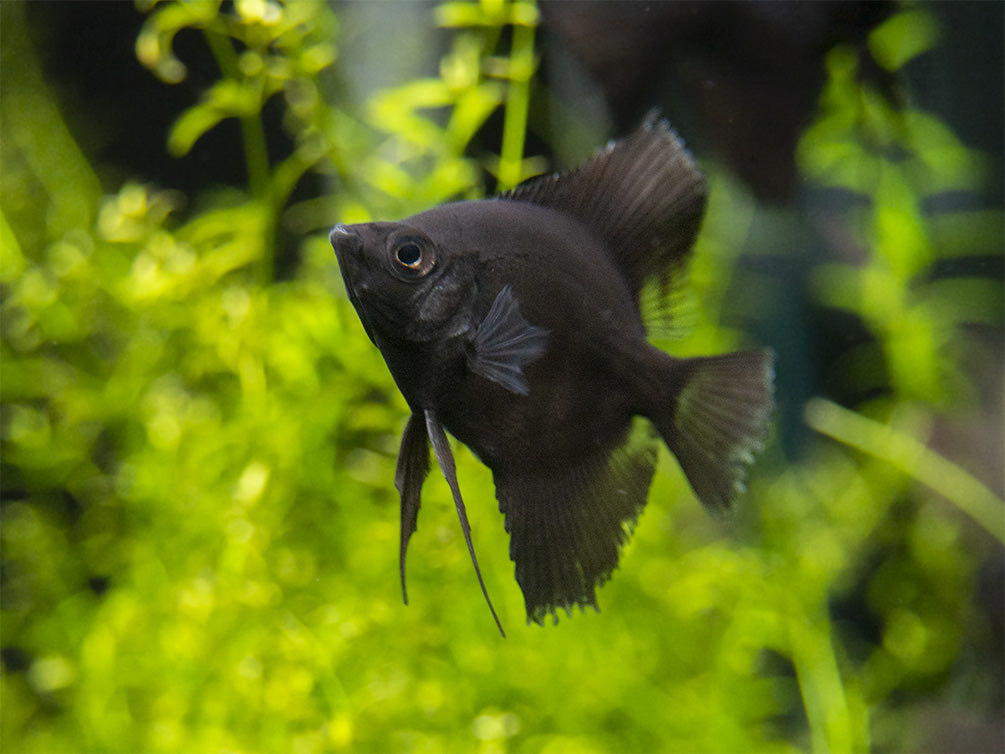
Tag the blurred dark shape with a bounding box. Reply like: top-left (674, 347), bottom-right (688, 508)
top-left (88, 576), bottom-right (111, 596)
top-left (0, 646), bottom-right (32, 674)
top-left (912, 702), bottom-right (1005, 754)
top-left (21, 1), bottom-right (310, 279)
top-left (541, 1), bottom-right (893, 202)
top-left (915, 2), bottom-right (1005, 203)
top-left (22, 1), bottom-right (248, 194)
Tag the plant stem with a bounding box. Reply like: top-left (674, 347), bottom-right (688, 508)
top-left (203, 27), bottom-right (276, 282)
top-left (805, 398), bottom-right (1005, 544)
top-left (497, 22), bottom-right (535, 191)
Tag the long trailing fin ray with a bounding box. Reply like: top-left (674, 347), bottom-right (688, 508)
top-left (395, 413), bottom-right (430, 605)
top-left (470, 284), bottom-right (550, 395)
top-left (424, 409), bottom-right (506, 637)
top-left (495, 419), bottom-right (659, 624)
top-left (501, 112), bottom-right (707, 304)
top-left (655, 350), bottom-right (775, 512)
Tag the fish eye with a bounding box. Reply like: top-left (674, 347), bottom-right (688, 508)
top-left (396, 243), bottom-right (422, 267)
top-left (392, 239), bottom-right (435, 277)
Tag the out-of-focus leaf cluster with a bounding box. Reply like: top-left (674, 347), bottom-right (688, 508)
top-left (800, 26), bottom-right (1000, 407)
top-left (1, 2), bottom-right (1001, 753)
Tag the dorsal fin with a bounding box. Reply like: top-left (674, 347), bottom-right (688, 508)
top-left (500, 112), bottom-right (707, 300)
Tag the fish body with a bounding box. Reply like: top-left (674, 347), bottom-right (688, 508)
top-left (346, 201), bottom-right (644, 462)
top-left (330, 115), bottom-right (774, 629)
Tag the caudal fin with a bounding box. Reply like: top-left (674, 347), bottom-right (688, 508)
top-left (655, 350), bottom-right (775, 511)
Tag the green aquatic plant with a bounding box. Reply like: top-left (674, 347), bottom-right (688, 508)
top-left (1, 2), bottom-right (1000, 752)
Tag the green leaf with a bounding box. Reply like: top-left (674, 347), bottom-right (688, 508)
top-left (167, 80), bottom-right (263, 156)
top-left (869, 9), bottom-right (940, 72)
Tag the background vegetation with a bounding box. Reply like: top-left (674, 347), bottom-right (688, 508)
top-left (2, 1), bottom-right (1002, 752)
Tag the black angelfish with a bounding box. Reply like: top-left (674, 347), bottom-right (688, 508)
top-left (330, 114), bottom-right (774, 634)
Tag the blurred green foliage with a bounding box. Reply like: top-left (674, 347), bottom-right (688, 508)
top-left (2, 1), bottom-right (1002, 753)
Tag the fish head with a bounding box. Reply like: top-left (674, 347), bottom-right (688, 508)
top-left (330, 221), bottom-right (477, 345)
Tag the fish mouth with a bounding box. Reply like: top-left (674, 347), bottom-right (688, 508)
top-left (329, 222), bottom-right (398, 332)
top-left (329, 223), bottom-right (360, 256)
top-left (329, 223), bottom-right (365, 283)
top-left (329, 223), bottom-right (380, 341)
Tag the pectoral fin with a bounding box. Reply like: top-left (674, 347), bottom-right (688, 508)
top-left (395, 413), bottom-right (430, 604)
top-left (470, 285), bottom-right (549, 395)
top-left (424, 409), bottom-right (506, 637)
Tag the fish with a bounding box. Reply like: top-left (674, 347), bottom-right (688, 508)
top-left (329, 113), bottom-right (774, 634)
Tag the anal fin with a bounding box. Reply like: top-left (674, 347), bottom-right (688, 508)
top-left (494, 420), bottom-right (658, 624)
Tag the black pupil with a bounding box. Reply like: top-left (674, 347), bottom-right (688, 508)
top-left (397, 243), bottom-right (422, 267)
